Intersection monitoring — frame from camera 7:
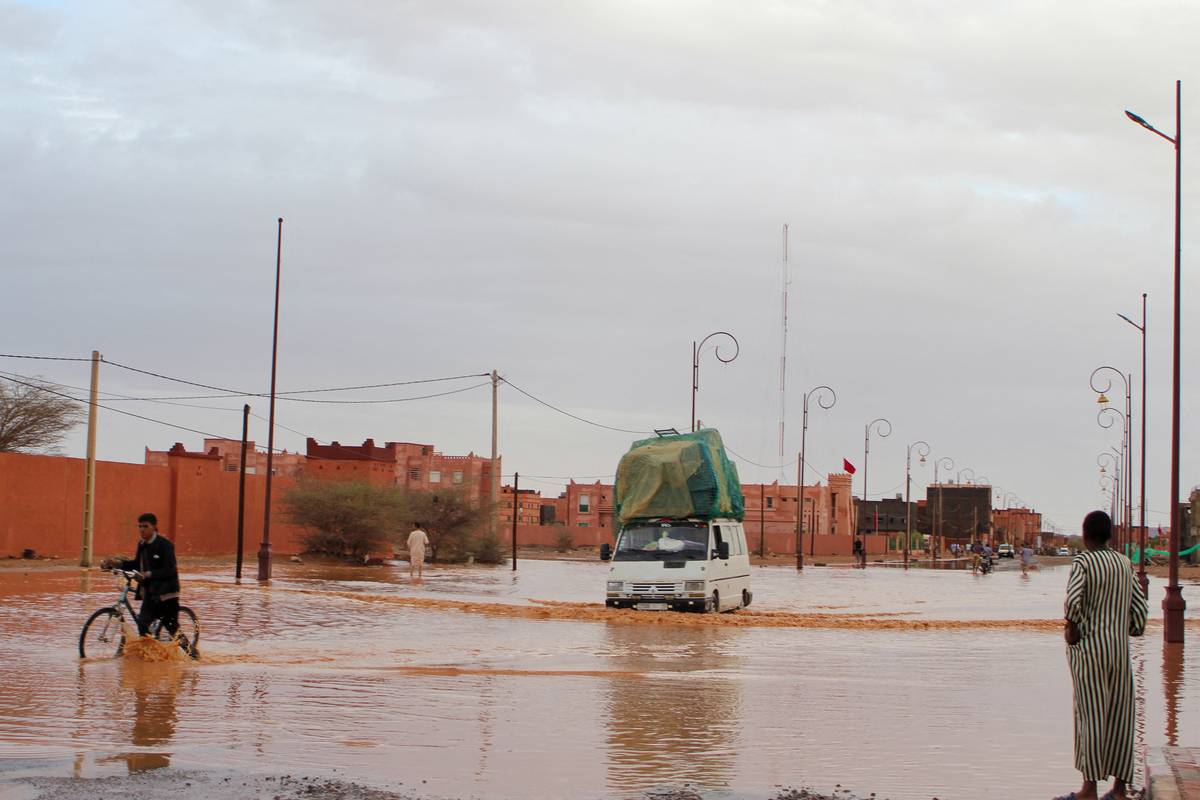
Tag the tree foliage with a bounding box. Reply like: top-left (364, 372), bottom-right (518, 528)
top-left (402, 487), bottom-right (493, 563)
top-left (0, 379), bottom-right (84, 454)
top-left (282, 480), bottom-right (405, 560)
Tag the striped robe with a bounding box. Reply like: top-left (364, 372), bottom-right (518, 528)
top-left (1064, 548), bottom-right (1148, 782)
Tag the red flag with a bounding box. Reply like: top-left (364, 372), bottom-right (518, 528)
top-left (843, 458), bottom-right (857, 474)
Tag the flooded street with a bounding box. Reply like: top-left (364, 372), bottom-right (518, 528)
top-left (2, 559), bottom-right (1199, 800)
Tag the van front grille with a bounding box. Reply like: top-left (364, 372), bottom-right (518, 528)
top-left (630, 583), bottom-right (677, 594)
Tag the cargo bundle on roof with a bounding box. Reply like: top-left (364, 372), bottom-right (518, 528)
top-left (613, 428), bottom-right (744, 525)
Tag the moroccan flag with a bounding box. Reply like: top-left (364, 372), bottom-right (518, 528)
top-left (843, 458), bottom-right (857, 474)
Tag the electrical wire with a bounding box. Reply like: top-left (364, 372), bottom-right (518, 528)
top-left (99, 359), bottom-right (492, 404)
top-left (498, 376), bottom-right (655, 435)
top-left (0, 353), bottom-right (92, 362)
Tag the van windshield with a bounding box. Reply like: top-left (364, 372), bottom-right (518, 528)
top-left (614, 522), bottom-right (709, 561)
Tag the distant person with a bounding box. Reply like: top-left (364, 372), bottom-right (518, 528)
top-left (407, 523), bottom-right (430, 579)
top-left (100, 513), bottom-right (181, 638)
top-left (1020, 544), bottom-right (1034, 573)
top-left (853, 538), bottom-right (863, 558)
top-left (1055, 510), bottom-right (1147, 800)
top-left (971, 540), bottom-right (983, 574)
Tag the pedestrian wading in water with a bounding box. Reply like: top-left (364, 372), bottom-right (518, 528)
top-left (407, 522), bottom-right (430, 580)
top-left (1053, 510), bottom-right (1147, 800)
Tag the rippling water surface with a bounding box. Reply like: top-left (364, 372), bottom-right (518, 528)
top-left (1, 557), bottom-right (1198, 799)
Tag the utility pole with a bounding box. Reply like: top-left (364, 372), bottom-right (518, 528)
top-left (80, 350), bottom-right (100, 567)
top-left (511, 472), bottom-right (519, 571)
top-left (759, 483), bottom-right (766, 558)
top-left (236, 403), bottom-right (249, 581)
top-left (491, 370), bottom-right (499, 539)
top-left (258, 217), bottom-right (283, 582)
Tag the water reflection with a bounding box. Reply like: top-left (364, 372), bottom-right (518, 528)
top-left (1163, 642), bottom-right (1184, 747)
top-left (603, 624), bottom-right (741, 796)
top-left (100, 662), bottom-right (195, 772)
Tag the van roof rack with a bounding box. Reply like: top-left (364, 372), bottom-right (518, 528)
top-left (653, 428), bottom-right (680, 437)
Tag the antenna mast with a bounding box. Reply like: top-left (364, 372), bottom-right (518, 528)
top-left (779, 223), bottom-right (789, 474)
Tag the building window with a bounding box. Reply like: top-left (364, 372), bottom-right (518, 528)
top-left (225, 464), bottom-right (238, 472)
top-left (578, 522), bottom-right (589, 527)
top-left (766, 497), bottom-right (774, 509)
top-left (452, 471), bottom-right (464, 484)
top-left (409, 468), bottom-right (421, 481)
top-left (579, 494), bottom-right (590, 513)
top-left (429, 470), bottom-right (441, 483)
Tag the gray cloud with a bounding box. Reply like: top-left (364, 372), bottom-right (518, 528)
top-left (2, 0), bottom-right (1197, 530)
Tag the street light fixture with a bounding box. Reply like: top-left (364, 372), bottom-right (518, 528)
top-left (904, 441), bottom-right (930, 569)
top-left (931, 456), bottom-right (955, 561)
top-left (691, 332), bottom-right (739, 433)
top-left (796, 385), bottom-right (836, 569)
top-left (1118, 296), bottom-right (1150, 597)
top-left (1092, 366), bottom-right (1133, 556)
top-left (861, 417), bottom-right (892, 569)
top-left (1125, 80), bottom-right (1185, 642)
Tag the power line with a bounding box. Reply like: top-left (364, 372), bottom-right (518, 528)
top-left (498, 376), bottom-right (655, 435)
top-left (100, 358), bottom-right (490, 403)
top-left (0, 353), bottom-right (92, 362)
top-left (0, 374), bottom-right (234, 441)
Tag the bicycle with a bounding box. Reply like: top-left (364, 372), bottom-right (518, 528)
top-left (79, 569), bottom-right (200, 659)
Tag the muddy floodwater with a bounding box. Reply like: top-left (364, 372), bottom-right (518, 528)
top-left (2, 558), bottom-right (1199, 800)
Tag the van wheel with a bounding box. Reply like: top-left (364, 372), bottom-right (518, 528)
top-left (710, 590), bottom-right (719, 613)
top-left (742, 589), bottom-right (752, 608)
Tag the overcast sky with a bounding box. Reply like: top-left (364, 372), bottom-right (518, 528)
top-left (3, 0), bottom-right (1198, 533)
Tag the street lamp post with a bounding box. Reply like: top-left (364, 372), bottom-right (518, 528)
top-left (1125, 80), bottom-right (1185, 642)
top-left (904, 441), bottom-right (930, 569)
top-left (932, 457), bottom-right (954, 562)
top-left (862, 417), bottom-right (892, 569)
top-left (796, 385), bottom-right (836, 569)
top-left (1093, 366), bottom-right (1132, 554)
top-left (1118, 296), bottom-right (1150, 596)
top-left (258, 217), bottom-right (283, 582)
top-left (691, 332), bottom-right (739, 433)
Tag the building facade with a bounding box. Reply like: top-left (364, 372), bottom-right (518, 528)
top-left (926, 483), bottom-right (992, 543)
top-left (145, 438), bottom-right (306, 477)
top-left (992, 507), bottom-right (1043, 547)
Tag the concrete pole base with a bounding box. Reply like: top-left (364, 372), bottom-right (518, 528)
top-left (257, 544), bottom-right (273, 581)
top-left (1162, 585), bottom-right (1186, 643)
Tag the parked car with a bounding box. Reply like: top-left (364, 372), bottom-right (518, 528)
top-left (1057, 546), bottom-right (1072, 557)
top-left (997, 543), bottom-right (1015, 559)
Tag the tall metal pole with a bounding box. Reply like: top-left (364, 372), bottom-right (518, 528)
top-left (1165, 79), bottom-right (1185, 640)
top-left (236, 403), bottom-right (249, 580)
top-left (903, 441), bottom-right (929, 569)
top-left (691, 341), bottom-right (698, 433)
top-left (691, 332), bottom-right (739, 433)
top-left (1125, 81), bottom-right (1185, 642)
top-left (258, 217), bottom-right (283, 582)
top-left (491, 370), bottom-right (499, 539)
top-left (1126, 374), bottom-right (1133, 558)
top-left (511, 472), bottom-right (518, 571)
top-left (1140, 295), bottom-right (1149, 595)
top-left (904, 451), bottom-right (911, 569)
top-left (862, 418), bottom-right (891, 569)
top-left (759, 483), bottom-right (766, 558)
top-left (796, 397), bottom-right (807, 570)
top-left (80, 350), bottom-right (100, 567)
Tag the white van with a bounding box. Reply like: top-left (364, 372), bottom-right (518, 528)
top-left (601, 518), bottom-right (752, 612)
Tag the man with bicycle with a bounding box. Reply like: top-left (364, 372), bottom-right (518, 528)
top-left (100, 513), bottom-right (180, 639)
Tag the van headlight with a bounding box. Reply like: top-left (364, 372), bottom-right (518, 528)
top-left (684, 581), bottom-right (705, 591)
top-left (606, 581), bottom-right (624, 592)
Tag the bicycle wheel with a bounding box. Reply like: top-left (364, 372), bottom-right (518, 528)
top-left (79, 607), bottom-right (126, 659)
top-left (154, 606), bottom-right (200, 658)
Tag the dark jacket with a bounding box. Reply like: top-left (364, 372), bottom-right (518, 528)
top-left (120, 534), bottom-right (180, 601)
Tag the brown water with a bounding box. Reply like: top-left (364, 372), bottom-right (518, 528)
top-left (1, 558), bottom-right (1198, 799)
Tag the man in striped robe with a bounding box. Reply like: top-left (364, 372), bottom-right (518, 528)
top-left (1055, 510), bottom-right (1148, 800)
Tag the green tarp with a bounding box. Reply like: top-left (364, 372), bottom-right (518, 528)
top-left (614, 428), bottom-right (744, 525)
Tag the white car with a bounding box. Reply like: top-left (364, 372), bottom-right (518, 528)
top-left (602, 518), bottom-right (752, 613)
top-left (1057, 546), bottom-right (1072, 557)
top-left (997, 543), bottom-right (1015, 559)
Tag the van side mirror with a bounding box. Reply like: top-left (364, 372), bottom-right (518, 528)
top-left (600, 543), bottom-right (611, 561)
top-left (717, 541), bottom-right (730, 560)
